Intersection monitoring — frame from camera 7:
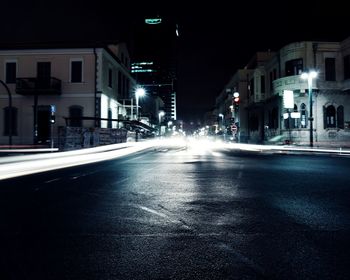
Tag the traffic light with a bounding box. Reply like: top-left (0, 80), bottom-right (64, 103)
top-left (233, 92), bottom-right (240, 110)
top-left (50, 113), bottom-right (56, 124)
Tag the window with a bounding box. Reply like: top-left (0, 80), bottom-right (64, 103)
top-left (260, 75), bottom-right (265, 93)
top-left (344, 55), bottom-right (350, 79)
top-left (269, 71), bottom-right (273, 92)
top-left (69, 105), bottom-right (83, 127)
top-left (126, 79), bottom-right (130, 99)
top-left (107, 109), bottom-right (112, 128)
top-left (249, 78), bottom-right (254, 96)
top-left (3, 106), bottom-right (18, 136)
top-left (108, 68), bottom-right (113, 88)
top-left (37, 62), bottom-right (51, 88)
top-left (325, 58), bottom-right (336, 81)
top-left (285, 59), bottom-right (303, 76)
top-left (337, 105), bottom-right (344, 129)
top-left (122, 75), bottom-right (126, 98)
top-left (5, 62), bottom-right (16, 84)
top-left (300, 103), bottom-right (307, 128)
top-left (325, 105), bottom-right (336, 128)
top-left (71, 60), bottom-right (83, 83)
top-left (291, 104), bottom-right (299, 129)
top-left (37, 62), bottom-right (51, 78)
top-left (118, 71), bottom-right (122, 95)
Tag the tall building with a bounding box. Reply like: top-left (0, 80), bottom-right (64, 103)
top-left (130, 15), bottom-right (178, 125)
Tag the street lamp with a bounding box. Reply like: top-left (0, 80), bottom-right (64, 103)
top-left (219, 113), bottom-right (225, 141)
top-left (218, 113), bottom-right (224, 128)
top-left (301, 71), bottom-right (317, 147)
top-left (158, 111), bottom-right (165, 136)
top-left (135, 87), bottom-right (145, 120)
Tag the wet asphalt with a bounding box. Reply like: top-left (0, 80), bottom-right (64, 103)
top-left (0, 146), bottom-right (349, 279)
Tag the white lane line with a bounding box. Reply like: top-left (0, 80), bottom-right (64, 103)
top-left (44, 178), bottom-right (61, 184)
top-left (111, 177), bottom-right (129, 186)
top-left (136, 205), bottom-right (191, 229)
top-left (138, 205), bottom-right (168, 218)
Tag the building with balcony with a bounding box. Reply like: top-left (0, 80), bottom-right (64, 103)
top-left (213, 35), bottom-right (350, 147)
top-left (0, 42), bottom-right (136, 146)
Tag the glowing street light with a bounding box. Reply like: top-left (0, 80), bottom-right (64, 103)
top-left (135, 87), bottom-right (145, 120)
top-left (301, 71), bottom-right (317, 147)
top-left (158, 111), bottom-right (165, 136)
top-left (218, 113), bottom-right (226, 141)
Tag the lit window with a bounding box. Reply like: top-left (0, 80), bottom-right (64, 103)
top-left (325, 105), bottom-right (336, 128)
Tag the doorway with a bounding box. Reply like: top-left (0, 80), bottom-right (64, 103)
top-left (37, 106), bottom-right (51, 144)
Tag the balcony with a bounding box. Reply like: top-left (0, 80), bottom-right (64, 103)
top-left (16, 77), bottom-right (61, 95)
top-left (272, 75), bottom-right (309, 96)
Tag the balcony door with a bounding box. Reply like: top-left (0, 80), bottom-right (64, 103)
top-left (37, 62), bottom-right (51, 88)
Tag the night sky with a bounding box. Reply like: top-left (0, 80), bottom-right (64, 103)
top-left (2, 0), bottom-right (348, 122)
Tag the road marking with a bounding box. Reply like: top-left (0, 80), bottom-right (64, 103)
top-left (138, 205), bottom-right (168, 218)
top-left (111, 177), bottom-right (129, 186)
top-left (217, 242), bottom-right (266, 277)
top-left (136, 205), bottom-right (191, 229)
top-left (44, 178), bottom-right (61, 184)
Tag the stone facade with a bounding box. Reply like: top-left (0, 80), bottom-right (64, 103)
top-left (213, 36), bottom-right (350, 147)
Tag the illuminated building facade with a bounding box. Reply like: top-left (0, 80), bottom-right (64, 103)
top-left (214, 36), bottom-right (350, 147)
top-left (0, 42), bottom-right (136, 145)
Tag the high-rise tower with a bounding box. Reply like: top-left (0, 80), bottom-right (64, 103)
top-left (130, 15), bottom-right (178, 125)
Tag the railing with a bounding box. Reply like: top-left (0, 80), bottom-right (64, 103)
top-left (272, 75), bottom-right (309, 95)
top-left (16, 77), bottom-right (61, 95)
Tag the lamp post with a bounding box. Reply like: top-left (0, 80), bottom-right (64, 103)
top-left (0, 80), bottom-right (12, 146)
top-left (218, 113), bottom-right (224, 127)
top-left (135, 87), bottom-right (145, 120)
top-left (301, 71), bottom-right (317, 147)
top-left (158, 111), bottom-right (165, 136)
top-left (219, 113), bottom-right (225, 141)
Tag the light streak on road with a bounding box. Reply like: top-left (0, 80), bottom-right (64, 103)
top-left (0, 142), bottom-right (154, 180)
top-left (1, 137), bottom-right (349, 181)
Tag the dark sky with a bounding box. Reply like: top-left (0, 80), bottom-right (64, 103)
top-left (2, 0), bottom-right (348, 122)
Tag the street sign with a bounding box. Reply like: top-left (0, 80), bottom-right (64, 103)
top-left (231, 124), bottom-right (237, 132)
top-left (50, 105), bottom-right (56, 113)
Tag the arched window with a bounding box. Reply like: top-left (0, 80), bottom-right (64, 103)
top-left (3, 106), bottom-right (18, 136)
top-left (69, 105), bottom-right (83, 127)
top-left (291, 104), bottom-right (299, 129)
top-left (107, 108), bottom-right (112, 128)
top-left (300, 103), bottom-right (307, 128)
top-left (337, 105), bottom-right (344, 129)
top-left (325, 105), bottom-right (336, 128)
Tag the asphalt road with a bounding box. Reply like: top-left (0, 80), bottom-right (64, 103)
top-left (0, 145), bottom-right (349, 280)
